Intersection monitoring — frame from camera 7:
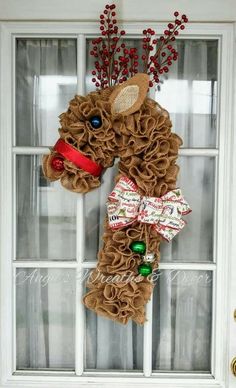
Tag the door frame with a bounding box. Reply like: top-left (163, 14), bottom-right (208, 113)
top-left (0, 21), bottom-right (234, 388)
top-left (228, 21), bottom-right (236, 388)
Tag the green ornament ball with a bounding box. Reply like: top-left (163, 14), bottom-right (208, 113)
top-left (130, 241), bottom-right (146, 255)
top-left (138, 263), bottom-right (152, 277)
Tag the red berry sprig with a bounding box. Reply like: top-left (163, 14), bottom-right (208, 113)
top-left (90, 6), bottom-right (188, 89)
top-left (90, 4), bottom-right (138, 88)
top-left (144, 12), bottom-right (188, 87)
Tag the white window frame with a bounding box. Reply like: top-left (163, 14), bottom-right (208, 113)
top-left (0, 21), bottom-right (234, 388)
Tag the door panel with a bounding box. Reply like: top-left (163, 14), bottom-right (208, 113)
top-left (0, 21), bottom-right (231, 387)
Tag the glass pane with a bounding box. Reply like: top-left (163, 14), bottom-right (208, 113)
top-left (84, 274), bottom-right (143, 370)
top-left (16, 268), bottom-right (75, 370)
top-left (161, 156), bottom-right (215, 262)
top-left (16, 155), bottom-right (77, 260)
top-left (152, 270), bottom-right (212, 372)
top-left (86, 39), bottom-right (217, 148)
top-left (154, 40), bottom-right (218, 148)
top-left (84, 161), bottom-right (118, 261)
top-left (15, 39), bottom-right (77, 146)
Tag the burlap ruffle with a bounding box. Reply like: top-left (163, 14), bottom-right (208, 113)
top-left (42, 86), bottom-right (182, 324)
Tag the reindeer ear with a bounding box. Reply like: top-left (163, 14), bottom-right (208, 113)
top-left (109, 73), bottom-right (149, 116)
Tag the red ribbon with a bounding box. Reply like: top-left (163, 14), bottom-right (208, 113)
top-left (54, 139), bottom-right (103, 177)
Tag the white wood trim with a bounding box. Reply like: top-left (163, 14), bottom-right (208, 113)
top-left (211, 24), bottom-right (234, 385)
top-left (75, 34), bottom-right (86, 377)
top-left (2, 374), bottom-right (224, 388)
top-left (12, 147), bottom-right (219, 157)
top-left (0, 22), bottom-right (14, 384)
top-left (81, 261), bottom-right (216, 271)
top-left (228, 21), bottom-right (236, 388)
top-left (0, 21), bottom-right (233, 37)
top-left (212, 155), bottom-right (219, 264)
top-left (12, 147), bottom-right (50, 154)
top-left (179, 149), bottom-right (218, 156)
top-left (0, 0), bottom-right (235, 22)
top-left (12, 261), bottom-right (78, 268)
top-left (12, 261), bottom-right (216, 271)
top-left (143, 295), bottom-right (153, 377)
top-left (12, 266), bottom-right (16, 373)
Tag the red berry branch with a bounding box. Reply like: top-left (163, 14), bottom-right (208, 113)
top-left (143, 12), bottom-right (188, 87)
top-left (90, 5), bottom-right (188, 89)
top-left (90, 3), bottom-right (139, 88)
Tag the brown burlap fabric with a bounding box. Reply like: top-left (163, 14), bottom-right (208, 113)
top-left (42, 74), bottom-right (182, 325)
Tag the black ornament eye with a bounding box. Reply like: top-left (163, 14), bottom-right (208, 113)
top-left (89, 115), bottom-right (102, 129)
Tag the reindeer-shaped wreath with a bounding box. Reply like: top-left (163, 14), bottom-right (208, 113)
top-left (43, 4), bottom-right (191, 325)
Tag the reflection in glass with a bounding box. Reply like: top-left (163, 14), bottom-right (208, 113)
top-left (15, 39), bottom-right (77, 146)
top-left (152, 270), bottom-right (212, 372)
top-left (85, 279), bottom-right (143, 370)
top-left (154, 40), bottom-right (218, 148)
top-left (16, 268), bottom-right (75, 370)
top-left (161, 156), bottom-right (215, 262)
top-left (16, 155), bottom-right (77, 260)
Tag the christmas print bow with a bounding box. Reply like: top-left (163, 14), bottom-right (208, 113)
top-left (106, 176), bottom-right (191, 242)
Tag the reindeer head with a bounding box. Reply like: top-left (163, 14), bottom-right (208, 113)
top-left (43, 6), bottom-right (187, 195)
top-left (43, 73), bottom-right (147, 191)
top-left (42, 73), bottom-right (182, 196)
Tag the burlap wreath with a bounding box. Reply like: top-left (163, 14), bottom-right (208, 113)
top-left (42, 73), bottom-right (182, 324)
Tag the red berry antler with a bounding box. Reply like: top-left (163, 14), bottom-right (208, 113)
top-left (90, 3), bottom-right (138, 88)
top-left (143, 12), bottom-right (188, 87)
top-left (90, 6), bottom-right (188, 89)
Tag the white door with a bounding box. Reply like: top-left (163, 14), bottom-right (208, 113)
top-left (0, 19), bottom-right (235, 388)
top-left (229, 116), bottom-right (236, 386)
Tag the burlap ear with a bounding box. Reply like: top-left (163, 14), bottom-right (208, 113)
top-left (109, 73), bottom-right (149, 116)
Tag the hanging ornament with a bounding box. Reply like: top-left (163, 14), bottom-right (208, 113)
top-left (142, 252), bottom-right (155, 263)
top-left (130, 241), bottom-right (146, 255)
top-left (89, 115), bottom-right (102, 129)
top-left (51, 156), bottom-right (64, 171)
top-left (138, 263), bottom-right (152, 277)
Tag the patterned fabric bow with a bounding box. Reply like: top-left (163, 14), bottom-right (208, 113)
top-left (106, 176), bottom-right (191, 242)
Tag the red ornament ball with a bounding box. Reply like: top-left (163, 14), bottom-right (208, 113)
top-left (51, 156), bottom-right (64, 172)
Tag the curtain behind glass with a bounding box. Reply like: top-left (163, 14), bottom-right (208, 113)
top-left (152, 40), bottom-right (216, 371)
top-left (15, 39), bottom-right (77, 146)
top-left (15, 39), bottom-right (77, 369)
